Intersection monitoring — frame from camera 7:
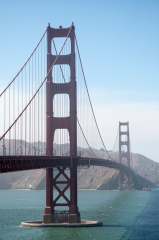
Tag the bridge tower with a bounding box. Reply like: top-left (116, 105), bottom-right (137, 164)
top-left (118, 121), bottom-right (131, 190)
top-left (43, 24), bottom-right (80, 223)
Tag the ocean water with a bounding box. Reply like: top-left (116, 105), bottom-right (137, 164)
top-left (0, 188), bottom-right (159, 240)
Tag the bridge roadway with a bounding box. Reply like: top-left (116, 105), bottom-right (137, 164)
top-left (0, 155), bottom-right (134, 176)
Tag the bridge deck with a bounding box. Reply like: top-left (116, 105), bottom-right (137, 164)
top-left (0, 156), bottom-right (134, 175)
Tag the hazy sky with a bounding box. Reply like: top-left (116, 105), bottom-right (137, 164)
top-left (0, 1), bottom-right (159, 162)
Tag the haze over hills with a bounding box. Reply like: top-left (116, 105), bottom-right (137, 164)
top-left (0, 140), bottom-right (158, 190)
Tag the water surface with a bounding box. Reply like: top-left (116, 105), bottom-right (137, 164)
top-left (0, 189), bottom-right (158, 240)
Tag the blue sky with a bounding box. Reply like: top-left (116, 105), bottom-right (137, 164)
top-left (0, 0), bottom-right (159, 161)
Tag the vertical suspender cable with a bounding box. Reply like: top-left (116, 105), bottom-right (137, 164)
top-left (37, 46), bottom-right (39, 155)
top-left (25, 64), bottom-right (26, 155)
top-left (9, 86), bottom-right (10, 155)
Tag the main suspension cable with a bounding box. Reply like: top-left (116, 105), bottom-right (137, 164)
top-left (75, 34), bottom-right (113, 160)
top-left (0, 25), bottom-right (73, 141)
top-left (0, 26), bottom-right (48, 97)
top-left (107, 127), bottom-right (119, 160)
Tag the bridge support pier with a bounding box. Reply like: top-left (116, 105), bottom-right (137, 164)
top-left (43, 159), bottom-right (80, 224)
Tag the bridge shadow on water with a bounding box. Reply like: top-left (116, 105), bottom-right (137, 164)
top-left (120, 188), bottom-right (159, 240)
top-left (81, 188), bottom-right (159, 240)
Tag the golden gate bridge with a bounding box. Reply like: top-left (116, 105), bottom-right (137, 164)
top-left (0, 23), bottom-right (134, 226)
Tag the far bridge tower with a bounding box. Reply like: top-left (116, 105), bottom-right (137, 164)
top-left (118, 121), bottom-right (131, 190)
